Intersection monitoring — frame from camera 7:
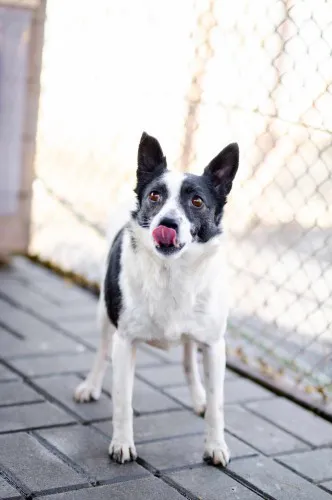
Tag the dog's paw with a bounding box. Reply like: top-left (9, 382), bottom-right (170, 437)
top-left (73, 380), bottom-right (101, 403)
top-left (109, 440), bottom-right (137, 464)
top-left (193, 400), bottom-right (206, 417)
top-left (203, 439), bottom-right (230, 467)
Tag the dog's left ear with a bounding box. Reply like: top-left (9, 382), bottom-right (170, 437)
top-left (203, 143), bottom-right (239, 196)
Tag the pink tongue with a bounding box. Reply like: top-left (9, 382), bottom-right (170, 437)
top-left (152, 225), bottom-right (177, 246)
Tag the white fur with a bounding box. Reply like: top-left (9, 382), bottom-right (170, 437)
top-left (109, 333), bottom-right (137, 463)
top-left (74, 171), bottom-right (230, 466)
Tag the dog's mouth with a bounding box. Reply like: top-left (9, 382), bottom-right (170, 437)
top-left (152, 225), bottom-right (183, 255)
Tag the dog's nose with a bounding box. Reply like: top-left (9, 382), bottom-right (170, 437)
top-left (158, 217), bottom-right (179, 232)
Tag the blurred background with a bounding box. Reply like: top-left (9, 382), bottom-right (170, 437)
top-left (2, 0), bottom-right (332, 410)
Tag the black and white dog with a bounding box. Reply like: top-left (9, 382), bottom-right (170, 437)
top-left (74, 132), bottom-right (239, 467)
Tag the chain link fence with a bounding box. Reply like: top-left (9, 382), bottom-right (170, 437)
top-left (30, 0), bottom-right (332, 407)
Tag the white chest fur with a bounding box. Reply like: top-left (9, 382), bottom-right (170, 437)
top-left (118, 229), bottom-right (229, 345)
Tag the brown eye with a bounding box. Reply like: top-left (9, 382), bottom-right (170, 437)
top-left (149, 191), bottom-right (161, 202)
top-left (192, 196), bottom-right (203, 208)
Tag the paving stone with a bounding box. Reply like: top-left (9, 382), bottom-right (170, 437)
top-left (143, 345), bottom-right (183, 364)
top-left (138, 364), bottom-right (237, 388)
top-left (133, 379), bottom-right (181, 414)
top-left (0, 267), bottom-right (21, 281)
top-left (11, 257), bottom-right (63, 283)
top-left (39, 426), bottom-right (148, 482)
top-left (225, 406), bottom-right (309, 455)
top-left (138, 364), bottom-right (190, 388)
top-left (135, 349), bottom-right (165, 367)
top-left (0, 361), bottom-right (18, 381)
top-left (321, 481), bottom-right (332, 492)
top-left (95, 409), bottom-right (205, 442)
top-left (0, 477), bottom-right (21, 499)
top-left (163, 386), bottom-right (196, 408)
top-left (169, 465), bottom-right (261, 499)
top-left (0, 280), bottom-right (57, 311)
top-left (247, 398), bottom-right (332, 446)
top-left (0, 401), bottom-right (75, 433)
top-left (40, 303), bottom-right (97, 322)
top-left (42, 477), bottom-right (185, 499)
top-left (10, 349), bottom-right (161, 379)
top-left (278, 448), bottom-right (332, 482)
top-left (2, 333), bottom-right (87, 359)
top-left (165, 378), bottom-right (274, 410)
top-left (0, 299), bottom-right (58, 339)
top-left (137, 432), bottom-right (256, 471)
top-left (10, 352), bottom-right (97, 377)
top-left (57, 318), bottom-right (98, 338)
top-left (77, 335), bottom-right (100, 349)
top-left (33, 281), bottom-right (98, 305)
top-left (34, 373), bottom-right (179, 421)
top-left (134, 410), bottom-right (204, 442)
top-left (0, 303), bottom-right (87, 358)
top-left (0, 433), bottom-right (86, 493)
top-left (0, 380), bottom-right (44, 406)
top-left (34, 375), bottom-right (113, 421)
top-left (230, 456), bottom-right (332, 500)
top-left (224, 378), bottom-right (274, 403)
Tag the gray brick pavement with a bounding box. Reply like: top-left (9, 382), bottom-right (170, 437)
top-left (323, 482), bottom-right (332, 493)
top-left (169, 465), bottom-right (262, 499)
top-left (229, 456), bottom-right (332, 499)
top-left (165, 377), bottom-right (274, 408)
top-left (42, 477), bottom-right (186, 499)
top-left (0, 401), bottom-right (75, 433)
top-left (38, 426), bottom-right (148, 483)
top-left (0, 380), bottom-right (43, 406)
top-left (0, 433), bottom-right (87, 493)
top-left (0, 476), bottom-right (21, 499)
top-left (95, 409), bottom-right (205, 443)
top-left (277, 448), bottom-right (332, 482)
top-left (0, 258), bottom-right (332, 499)
top-left (247, 398), bottom-right (332, 446)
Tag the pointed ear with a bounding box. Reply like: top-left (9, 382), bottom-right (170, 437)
top-left (136, 132), bottom-right (166, 191)
top-left (203, 143), bottom-right (239, 196)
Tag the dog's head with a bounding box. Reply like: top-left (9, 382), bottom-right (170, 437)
top-left (131, 132), bottom-right (239, 259)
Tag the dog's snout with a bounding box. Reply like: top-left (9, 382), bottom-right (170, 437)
top-left (159, 217), bottom-right (179, 232)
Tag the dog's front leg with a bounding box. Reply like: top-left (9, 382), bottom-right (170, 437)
top-left (202, 337), bottom-right (230, 466)
top-left (109, 332), bottom-right (137, 463)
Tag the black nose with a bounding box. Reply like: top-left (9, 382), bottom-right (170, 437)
top-left (159, 217), bottom-right (178, 232)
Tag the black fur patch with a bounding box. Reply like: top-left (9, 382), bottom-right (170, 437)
top-left (104, 229), bottom-right (123, 327)
top-left (133, 177), bottom-right (169, 229)
top-left (130, 234), bottom-right (137, 251)
top-left (180, 174), bottom-right (225, 242)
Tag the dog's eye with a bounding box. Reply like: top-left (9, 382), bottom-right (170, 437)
top-left (192, 196), bottom-right (204, 208)
top-left (148, 191), bottom-right (161, 202)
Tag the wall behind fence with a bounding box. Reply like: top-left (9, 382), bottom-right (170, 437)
top-left (30, 0), bottom-right (332, 405)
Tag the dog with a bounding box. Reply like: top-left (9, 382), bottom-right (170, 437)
top-left (74, 132), bottom-right (239, 467)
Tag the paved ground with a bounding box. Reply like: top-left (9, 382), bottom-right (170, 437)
top-left (1, 257), bottom-right (332, 499)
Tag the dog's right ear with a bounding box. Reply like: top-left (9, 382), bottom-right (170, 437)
top-left (135, 132), bottom-right (167, 194)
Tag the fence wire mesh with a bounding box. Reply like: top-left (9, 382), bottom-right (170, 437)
top-left (30, 0), bottom-right (332, 405)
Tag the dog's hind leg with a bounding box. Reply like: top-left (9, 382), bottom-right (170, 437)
top-left (183, 339), bottom-right (206, 416)
top-left (74, 295), bottom-right (113, 402)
